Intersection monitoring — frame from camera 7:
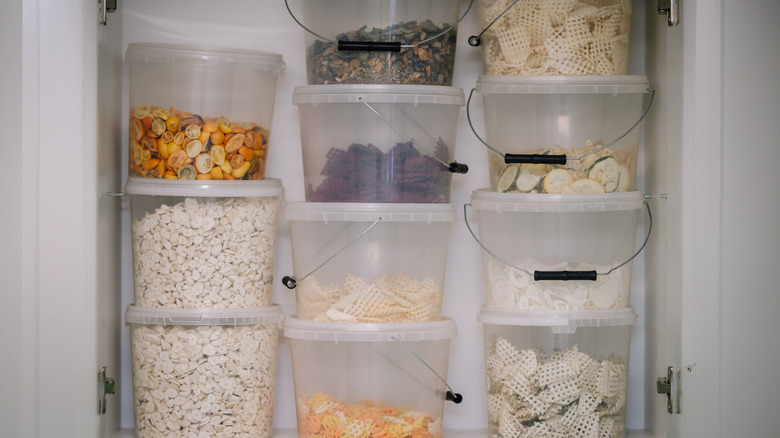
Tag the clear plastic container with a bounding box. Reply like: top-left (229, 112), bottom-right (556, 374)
top-left (126, 305), bottom-right (284, 438)
top-left (126, 177), bottom-right (283, 309)
top-left (475, 0), bottom-right (634, 76)
top-left (285, 316), bottom-right (457, 438)
top-left (478, 306), bottom-right (636, 438)
top-left (475, 75), bottom-right (650, 193)
top-left (285, 202), bottom-right (455, 322)
top-left (126, 43), bottom-right (284, 180)
top-left (293, 0), bottom-right (463, 85)
top-left (468, 190), bottom-right (644, 310)
top-left (293, 85), bottom-right (465, 203)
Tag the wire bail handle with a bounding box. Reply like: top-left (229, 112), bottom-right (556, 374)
top-left (466, 87), bottom-right (656, 165)
top-left (358, 98), bottom-right (468, 174)
top-left (463, 201), bottom-right (653, 280)
top-left (391, 336), bottom-right (463, 404)
top-left (285, 0), bottom-right (474, 52)
top-left (282, 217), bottom-right (383, 289)
top-left (468, 0), bottom-right (522, 46)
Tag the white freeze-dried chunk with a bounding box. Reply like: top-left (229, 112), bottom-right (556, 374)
top-left (130, 323), bottom-right (279, 438)
top-left (132, 196), bottom-right (279, 309)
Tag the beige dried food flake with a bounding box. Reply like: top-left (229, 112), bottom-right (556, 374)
top-left (132, 196), bottom-right (279, 309)
top-left (485, 339), bottom-right (628, 438)
top-left (130, 323), bottom-right (279, 438)
top-left (296, 272), bottom-right (442, 323)
top-left (479, 0), bottom-right (633, 76)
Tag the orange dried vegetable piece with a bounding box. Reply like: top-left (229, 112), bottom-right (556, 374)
top-left (301, 414), bottom-right (323, 434)
top-left (323, 424), bottom-right (342, 438)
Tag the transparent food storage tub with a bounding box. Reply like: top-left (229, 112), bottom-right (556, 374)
top-left (126, 177), bottom-right (283, 309)
top-left (293, 84), bottom-right (466, 203)
top-left (126, 305), bottom-right (283, 438)
top-left (467, 190), bottom-right (646, 310)
top-left (473, 75), bottom-right (650, 194)
top-left (290, 0), bottom-right (464, 85)
top-left (285, 316), bottom-right (458, 438)
top-left (284, 202), bottom-right (456, 322)
top-left (126, 43), bottom-right (284, 180)
top-left (478, 306), bottom-right (636, 438)
top-left (474, 0), bottom-right (634, 76)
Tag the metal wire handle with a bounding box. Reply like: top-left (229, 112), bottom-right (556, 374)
top-left (391, 336), bottom-right (463, 404)
top-left (467, 0), bottom-right (521, 46)
top-left (463, 201), bottom-right (653, 279)
top-left (466, 87), bottom-right (656, 164)
top-left (358, 98), bottom-right (468, 174)
top-left (282, 217), bottom-right (383, 289)
top-left (285, 0), bottom-right (474, 49)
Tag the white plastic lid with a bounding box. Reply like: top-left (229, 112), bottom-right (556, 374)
top-left (125, 177), bottom-right (284, 198)
top-left (284, 316), bottom-right (457, 342)
top-left (476, 75), bottom-right (649, 95)
top-left (292, 84), bottom-right (465, 106)
top-left (478, 306), bottom-right (636, 334)
top-left (125, 43), bottom-right (285, 73)
top-left (125, 304), bottom-right (284, 327)
top-left (470, 189), bottom-right (644, 213)
top-left (285, 202), bottom-right (456, 223)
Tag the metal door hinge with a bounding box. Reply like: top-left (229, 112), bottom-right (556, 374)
top-left (98, 0), bottom-right (117, 26)
top-left (658, 0), bottom-right (679, 27)
top-left (98, 366), bottom-right (116, 415)
top-left (656, 366), bottom-right (681, 414)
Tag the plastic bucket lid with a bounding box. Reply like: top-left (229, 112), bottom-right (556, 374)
top-left (292, 84), bottom-right (465, 106)
top-left (125, 177), bottom-right (284, 198)
top-left (470, 189), bottom-right (644, 213)
top-left (284, 316), bottom-right (457, 342)
top-left (478, 306), bottom-right (636, 333)
top-left (285, 202), bottom-right (456, 223)
top-left (476, 75), bottom-right (649, 95)
top-left (125, 43), bottom-right (285, 73)
top-left (125, 304), bottom-right (284, 327)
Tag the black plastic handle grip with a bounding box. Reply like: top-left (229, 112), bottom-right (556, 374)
top-left (448, 162), bottom-right (469, 174)
top-left (338, 40), bottom-right (402, 52)
top-left (534, 270), bottom-right (598, 281)
top-left (505, 154), bottom-right (567, 165)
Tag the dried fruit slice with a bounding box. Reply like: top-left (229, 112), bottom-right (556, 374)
top-left (133, 104), bottom-right (150, 119)
top-left (542, 169), bottom-right (575, 194)
top-left (588, 156), bottom-right (619, 192)
top-left (151, 118), bottom-right (167, 136)
top-left (496, 164), bottom-right (519, 192)
top-left (177, 164), bottom-right (197, 180)
top-left (194, 153), bottom-right (214, 174)
top-left (185, 140), bottom-right (203, 158)
top-left (514, 164), bottom-right (546, 192)
top-left (209, 145), bottom-right (226, 166)
top-left (567, 178), bottom-right (605, 194)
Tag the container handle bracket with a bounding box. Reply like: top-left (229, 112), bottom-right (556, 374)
top-left (468, 0), bottom-right (521, 46)
top-left (282, 217), bottom-right (383, 289)
top-left (463, 201), bottom-right (653, 279)
top-left (466, 87), bottom-right (656, 165)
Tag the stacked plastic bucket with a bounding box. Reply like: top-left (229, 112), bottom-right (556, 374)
top-left (466, 1), bottom-right (651, 437)
top-left (284, 1), bottom-right (470, 436)
top-left (123, 43), bottom-right (286, 438)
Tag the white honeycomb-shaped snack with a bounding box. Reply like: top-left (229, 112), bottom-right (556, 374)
top-left (550, 48), bottom-right (596, 75)
top-left (572, 412), bottom-right (600, 438)
top-left (341, 286), bottom-right (397, 318)
top-left (343, 274), bottom-right (369, 295)
top-left (502, 369), bottom-right (532, 397)
top-left (563, 14), bottom-right (592, 49)
top-left (539, 0), bottom-right (577, 14)
top-left (341, 418), bottom-right (373, 438)
top-left (495, 26), bottom-right (532, 64)
top-left (542, 375), bottom-right (581, 405)
top-left (493, 336), bottom-right (522, 365)
top-left (537, 357), bottom-right (576, 387)
top-left (522, 393), bottom-right (551, 417)
top-left (486, 392), bottom-right (507, 424)
top-left (578, 392), bottom-right (602, 416)
top-left (498, 407), bottom-right (524, 438)
top-left (520, 5), bottom-right (555, 46)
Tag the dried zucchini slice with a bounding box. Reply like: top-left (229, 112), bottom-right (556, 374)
top-left (496, 164), bottom-right (520, 192)
top-left (542, 169), bottom-right (575, 194)
top-left (567, 178), bottom-right (606, 194)
top-left (588, 156), bottom-right (620, 192)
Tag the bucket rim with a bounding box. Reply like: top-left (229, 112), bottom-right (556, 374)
top-left (478, 306), bottom-right (637, 328)
top-left (284, 316), bottom-right (457, 341)
top-left (469, 189), bottom-right (644, 213)
top-left (125, 176), bottom-right (284, 198)
top-left (292, 84), bottom-right (465, 106)
top-left (285, 202), bottom-right (457, 222)
top-left (126, 43), bottom-right (285, 72)
top-left (476, 74), bottom-right (649, 95)
top-left (125, 304), bottom-right (284, 327)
